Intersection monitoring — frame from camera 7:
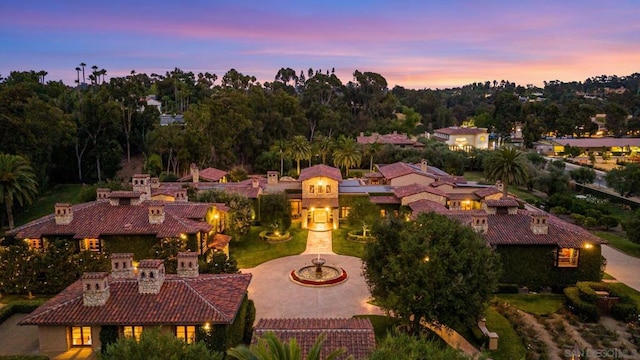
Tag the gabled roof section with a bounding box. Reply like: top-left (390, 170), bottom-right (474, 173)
top-left (376, 162), bottom-right (443, 181)
top-left (178, 167), bottom-right (228, 182)
top-left (7, 201), bottom-right (217, 240)
top-left (19, 273), bottom-right (251, 326)
top-left (474, 187), bottom-right (502, 198)
top-left (393, 183), bottom-right (447, 198)
top-left (408, 199), bottom-right (449, 215)
top-left (298, 165), bottom-right (342, 182)
top-left (434, 126), bottom-right (488, 135)
top-left (254, 318), bottom-right (375, 360)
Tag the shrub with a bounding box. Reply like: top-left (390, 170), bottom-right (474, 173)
top-left (571, 213), bottom-right (585, 226)
top-left (564, 286), bottom-right (600, 322)
top-left (582, 216), bottom-right (598, 229)
top-left (0, 299), bottom-right (45, 325)
top-left (159, 172), bottom-right (178, 182)
top-left (496, 283), bottom-right (520, 294)
top-left (550, 206), bottom-right (569, 215)
top-left (576, 282), bottom-right (599, 303)
top-left (611, 303), bottom-right (637, 322)
top-left (599, 215), bottom-right (619, 230)
top-left (585, 209), bottom-right (602, 219)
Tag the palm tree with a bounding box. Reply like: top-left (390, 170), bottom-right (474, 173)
top-left (227, 331), bottom-right (344, 360)
top-left (0, 154), bottom-right (38, 229)
top-left (483, 146), bottom-right (529, 198)
top-left (366, 141), bottom-right (382, 172)
top-left (270, 139), bottom-right (289, 176)
top-left (313, 135), bottom-right (333, 165)
top-left (80, 62), bottom-right (86, 83)
top-left (288, 136), bottom-right (312, 175)
top-left (332, 136), bottom-right (362, 177)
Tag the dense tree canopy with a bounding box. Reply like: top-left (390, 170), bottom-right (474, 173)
top-left (363, 213), bottom-right (501, 333)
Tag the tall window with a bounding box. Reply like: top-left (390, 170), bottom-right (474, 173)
top-left (557, 248), bottom-right (579, 267)
top-left (326, 185), bottom-right (331, 194)
top-left (176, 326), bottom-right (196, 344)
top-left (28, 238), bottom-right (43, 250)
top-left (340, 207), bottom-right (351, 218)
top-left (71, 326), bottom-right (92, 346)
top-left (123, 326), bottom-right (143, 342)
top-left (309, 185), bottom-right (315, 194)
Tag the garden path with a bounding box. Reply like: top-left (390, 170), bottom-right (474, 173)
top-left (302, 229), bottom-right (334, 255)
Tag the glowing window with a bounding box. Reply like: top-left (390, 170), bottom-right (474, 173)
top-left (123, 326), bottom-right (143, 342)
top-left (176, 326), bottom-right (196, 344)
top-left (71, 326), bottom-right (92, 346)
top-left (557, 248), bottom-right (579, 267)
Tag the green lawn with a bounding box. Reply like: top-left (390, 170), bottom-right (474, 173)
top-left (231, 222), bottom-right (307, 268)
top-left (332, 225), bottom-right (366, 258)
top-left (0, 294), bottom-right (52, 304)
top-left (463, 171), bottom-right (486, 182)
top-left (607, 282), bottom-right (640, 311)
top-left (594, 231), bottom-right (640, 258)
top-left (14, 183), bottom-right (89, 226)
top-left (494, 294), bottom-right (564, 315)
top-left (484, 306), bottom-right (527, 360)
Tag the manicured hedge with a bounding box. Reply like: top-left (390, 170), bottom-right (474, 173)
top-left (0, 299), bottom-right (46, 325)
top-left (564, 286), bottom-right (600, 322)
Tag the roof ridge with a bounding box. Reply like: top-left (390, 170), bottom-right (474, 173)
top-left (8, 201), bottom-right (102, 234)
top-left (181, 278), bottom-right (231, 323)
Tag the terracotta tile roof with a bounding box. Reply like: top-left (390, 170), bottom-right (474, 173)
top-left (393, 184), bottom-right (447, 198)
top-left (446, 192), bottom-right (480, 200)
top-left (369, 196), bottom-right (400, 204)
top-left (19, 273), bottom-right (251, 326)
top-left (178, 167), bottom-right (228, 182)
top-left (434, 127), bottom-right (488, 135)
top-left (484, 199), bottom-right (520, 208)
top-left (254, 318), bottom-right (375, 360)
top-left (210, 234), bottom-right (232, 249)
top-left (553, 138), bottom-right (640, 149)
top-left (474, 187), bottom-right (501, 198)
top-left (408, 199), bottom-right (449, 216)
top-left (7, 201), bottom-right (217, 240)
top-left (376, 162), bottom-right (440, 180)
top-left (445, 210), bottom-right (604, 248)
top-left (299, 165), bottom-right (343, 182)
top-left (301, 198), bottom-right (339, 209)
top-left (357, 132), bottom-right (423, 148)
top-left (109, 191), bottom-right (143, 198)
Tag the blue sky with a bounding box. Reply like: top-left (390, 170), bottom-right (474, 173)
top-left (1, 0), bottom-right (638, 88)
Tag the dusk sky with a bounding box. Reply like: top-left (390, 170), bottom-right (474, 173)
top-left (1, 0), bottom-right (638, 89)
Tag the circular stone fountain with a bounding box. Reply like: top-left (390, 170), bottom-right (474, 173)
top-left (290, 257), bottom-right (348, 287)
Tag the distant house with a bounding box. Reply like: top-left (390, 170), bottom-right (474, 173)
top-left (19, 252), bottom-right (252, 355)
top-left (410, 199), bottom-right (605, 288)
top-left (432, 127), bottom-right (489, 150)
top-left (551, 138), bottom-right (640, 156)
top-left (253, 318), bottom-right (376, 360)
top-left (7, 174), bottom-right (230, 256)
top-left (160, 114), bottom-right (184, 126)
top-left (144, 95), bottom-right (161, 114)
top-left (356, 131), bottom-right (425, 149)
top-left (178, 163), bottom-right (228, 183)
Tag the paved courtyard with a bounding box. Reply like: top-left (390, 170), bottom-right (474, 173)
top-left (0, 313), bottom-right (39, 356)
top-left (243, 229), bottom-right (384, 320)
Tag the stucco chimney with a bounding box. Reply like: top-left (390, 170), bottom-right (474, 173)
top-left (190, 163), bottom-right (199, 183)
top-left (96, 188), bottom-right (111, 200)
top-left (110, 253), bottom-right (135, 279)
top-left (54, 203), bottom-right (73, 225)
top-left (175, 189), bottom-right (188, 202)
top-left (177, 252), bottom-right (199, 278)
top-left (495, 181), bottom-right (504, 193)
top-left (420, 159), bottom-right (428, 173)
top-left (151, 177), bottom-right (160, 188)
top-left (530, 213), bottom-right (549, 235)
top-left (267, 171), bottom-right (279, 184)
top-left (137, 259), bottom-right (165, 294)
top-left (148, 204), bottom-right (165, 224)
top-left (132, 174), bottom-right (151, 201)
top-left (82, 272), bottom-right (110, 306)
top-left (471, 213), bottom-right (488, 234)
top-left (252, 178), bottom-right (259, 188)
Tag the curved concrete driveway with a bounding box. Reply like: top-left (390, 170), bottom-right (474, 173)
top-left (602, 245), bottom-right (640, 291)
top-left (242, 254), bottom-right (384, 320)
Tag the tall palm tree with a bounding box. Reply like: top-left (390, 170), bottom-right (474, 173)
top-left (366, 141), bottom-right (382, 172)
top-left (332, 136), bottom-right (362, 177)
top-left (0, 154), bottom-right (38, 229)
top-left (227, 331), bottom-right (344, 360)
top-left (288, 136), bottom-right (312, 175)
top-left (80, 62), bottom-right (86, 83)
top-left (313, 135), bottom-right (333, 165)
top-left (483, 146), bottom-right (529, 198)
top-left (270, 139), bottom-right (289, 176)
